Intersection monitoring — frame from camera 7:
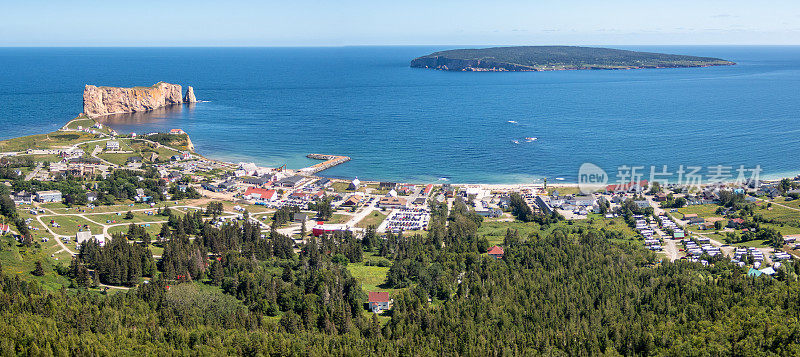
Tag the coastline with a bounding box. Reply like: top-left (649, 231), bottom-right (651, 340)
top-left (5, 115), bottom-right (798, 189)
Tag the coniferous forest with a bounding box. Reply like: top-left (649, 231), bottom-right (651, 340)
top-left (1, 199), bottom-right (800, 355)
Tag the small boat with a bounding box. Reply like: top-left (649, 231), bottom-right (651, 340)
top-left (438, 177), bottom-right (449, 181)
top-left (525, 137), bottom-right (537, 142)
top-left (512, 140), bottom-right (520, 144)
top-left (555, 177), bottom-right (565, 181)
top-left (507, 120), bottom-right (518, 124)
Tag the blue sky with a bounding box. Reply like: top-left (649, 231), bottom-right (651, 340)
top-left (2, 0), bottom-right (799, 46)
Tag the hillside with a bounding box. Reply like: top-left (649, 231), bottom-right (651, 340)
top-left (410, 46), bottom-right (735, 72)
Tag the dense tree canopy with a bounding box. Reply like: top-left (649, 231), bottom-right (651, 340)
top-left (2, 197), bottom-right (800, 355)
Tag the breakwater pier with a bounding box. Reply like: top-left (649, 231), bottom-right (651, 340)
top-left (300, 154), bottom-right (351, 175)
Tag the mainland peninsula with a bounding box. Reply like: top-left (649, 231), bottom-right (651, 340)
top-left (83, 82), bottom-right (197, 117)
top-left (410, 46), bottom-right (736, 72)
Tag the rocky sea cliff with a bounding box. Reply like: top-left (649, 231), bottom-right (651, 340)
top-left (83, 82), bottom-right (197, 117)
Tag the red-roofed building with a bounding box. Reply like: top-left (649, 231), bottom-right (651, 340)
top-left (606, 180), bottom-right (649, 193)
top-left (728, 218), bottom-right (745, 228)
top-left (312, 222), bottom-right (353, 237)
top-left (423, 184), bottom-right (433, 196)
top-left (368, 292), bottom-right (392, 313)
top-left (487, 246), bottom-right (504, 260)
top-left (311, 191), bottom-right (326, 201)
top-left (0, 224), bottom-right (10, 235)
top-left (243, 187), bottom-right (276, 202)
top-left (290, 191), bottom-right (308, 199)
top-left (170, 129), bottom-right (185, 135)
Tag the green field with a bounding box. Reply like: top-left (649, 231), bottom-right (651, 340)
top-left (97, 153), bottom-right (138, 166)
top-left (347, 263), bottom-right (393, 294)
top-left (0, 236), bottom-right (72, 291)
top-left (43, 215), bottom-right (104, 237)
top-left (676, 204), bottom-right (722, 219)
top-left (91, 210), bottom-right (164, 225)
top-left (732, 239), bottom-right (771, 248)
top-left (479, 215), bottom-right (638, 246)
top-left (771, 198), bottom-right (800, 210)
top-left (547, 186), bottom-right (581, 196)
top-left (64, 118), bottom-right (96, 131)
top-left (108, 223), bottom-right (165, 237)
top-left (327, 213), bottom-right (352, 224)
top-left (758, 204), bottom-right (800, 224)
top-left (0, 131), bottom-right (99, 152)
top-left (356, 211), bottom-right (387, 228)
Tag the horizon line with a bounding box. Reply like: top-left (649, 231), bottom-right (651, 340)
top-left (1, 44), bottom-right (800, 48)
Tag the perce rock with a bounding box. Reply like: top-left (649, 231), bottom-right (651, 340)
top-left (184, 86), bottom-right (197, 103)
top-left (83, 82), bottom-right (196, 117)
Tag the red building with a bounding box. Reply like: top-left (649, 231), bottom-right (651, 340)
top-left (312, 222), bottom-right (352, 237)
top-left (487, 246), bottom-right (504, 259)
top-left (368, 292), bottom-right (392, 313)
top-left (243, 187), bottom-right (276, 201)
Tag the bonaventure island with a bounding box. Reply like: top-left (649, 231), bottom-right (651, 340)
top-left (2, 46), bottom-right (800, 355)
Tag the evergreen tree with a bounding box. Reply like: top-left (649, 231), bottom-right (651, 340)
top-left (32, 261), bottom-right (44, 276)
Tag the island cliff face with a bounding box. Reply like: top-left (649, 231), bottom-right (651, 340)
top-left (83, 82), bottom-right (197, 117)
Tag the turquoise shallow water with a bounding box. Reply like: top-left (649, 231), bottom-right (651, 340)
top-left (1, 46), bottom-right (799, 184)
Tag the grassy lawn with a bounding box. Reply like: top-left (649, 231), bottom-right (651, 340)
top-left (97, 153), bottom-right (139, 166)
top-left (45, 215), bottom-right (104, 237)
top-left (478, 216), bottom-right (638, 246)
top-left (64, 118), bottom-right (96, 130)
top-left (732, 239), bottom-right (772, 248)
top-left (758, 204), bottom-right (800, 225)
top-left (250, 212), bottom-right (274, 224)
top-left (148, 244), bottom-right (165, 257)
top-left (774, 198), bottom-right (800, 210)
top-left (331, 182), bottom-right (355, 193)
top-left (356, 211), bottom-right (387, 228)
top-left (547, 186), bottom-right (581, 196)
top-left (479, 221), bottom-right (541, 246)
top-left (0, 131), bottom-right (98, 152)
top-left (677, 204), bottom-right (722, 219)
top-left (220, 201), bottom-right (274, 214)
top-left (44, 202), bottom-right (162, 214)
top-left (108, 223), bottom-right (165, 237)
top-left (331, 182), bottom-right (368, 193)
top-left (17, 211), bottom-right (47, 232)
top-left (0, 236), bottom-right (72, 291)
top-left (91, 210), bottom-right (164, 224)
top-left (128, 139), bottom-right (182, 158)
top-left (347, 263), bottom-right (393, 294)
top-left (326, 213), bottom-right (352, 224)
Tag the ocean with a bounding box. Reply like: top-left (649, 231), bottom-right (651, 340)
top-left (1, 46), bottom-right (799, 184)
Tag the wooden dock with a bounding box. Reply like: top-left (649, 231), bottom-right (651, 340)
top-left (300, 154), bottom-right (351, 175)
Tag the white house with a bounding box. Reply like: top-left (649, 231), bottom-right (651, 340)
top-left (368, 292), bottom-right (392, 313)
top-left (36, 190), bottom-right (62, 203)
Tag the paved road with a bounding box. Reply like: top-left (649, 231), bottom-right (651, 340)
top-left (24, 162), bottom-right (43, 181)
top-left (345, 201), bottom-right (377, 226)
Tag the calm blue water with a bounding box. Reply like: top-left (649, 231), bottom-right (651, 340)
top-left (1, 46), bottom-right (799, 183)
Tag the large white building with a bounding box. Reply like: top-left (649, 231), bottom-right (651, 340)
top-left (36, 190), bottom-right (62, 203)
